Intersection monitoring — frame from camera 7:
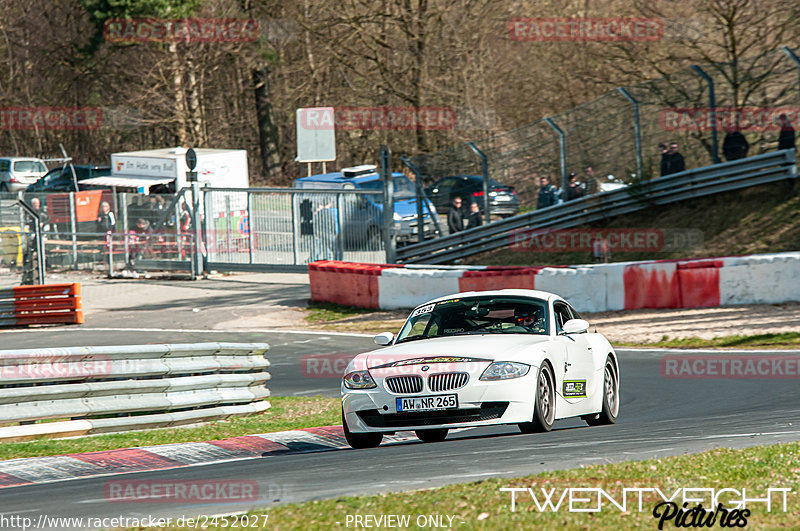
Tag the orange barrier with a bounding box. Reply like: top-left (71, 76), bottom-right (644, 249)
top-left (0, 283), bottom-right (84, 327)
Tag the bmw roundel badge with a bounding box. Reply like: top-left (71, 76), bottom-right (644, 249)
top-left (421, 365), bottom-right (430, 371)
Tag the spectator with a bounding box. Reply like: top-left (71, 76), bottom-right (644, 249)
top-left (447, 196), bottom-right (464, 233)
top-left (95, 201), bottom-right (115, 233)
top-left (179, 202), bottom-right (192, 233)
top-left (584, 166), bottom-right (598, 195)
top-left (128, 217), bottom-right (152, 267)
top-left (27, 197), bottom-right (49, 232)
top-left (668, 142), bottom-right (685, 173)
top-left (659, 142), bottom-right (671, 176)
top-left (564, 173), bottom-right (585, 201)
top-left (722, 124), bottom-right (749, 161)
top-left (537, 177), bottom-right (558, 209)
top-left (466, 201), bottom-right (483, 229)
top-left (313, 200), bottom-right (341, 260)
top-left (778, 113), bottom-right (796, 151)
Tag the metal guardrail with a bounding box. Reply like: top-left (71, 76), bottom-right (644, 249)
top-left (396, 149), bottom-right (798, 264)
top-left (0, 342), bottom-right (270, 442)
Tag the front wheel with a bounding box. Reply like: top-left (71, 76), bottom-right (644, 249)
top-left (585, 358), bottom-right (619, 426)
top-left (519, 363), bottom-right (555, 433)
top-left (415, 428), bottom-right (449, 443)
top-left (342, 409), bottom-right (383, 449)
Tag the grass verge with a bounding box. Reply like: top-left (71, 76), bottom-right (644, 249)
top-left (306, 301), bottom-right (375, 322)
top-left (145, 441), bottom-right (800, 530)
top-left (620, 332), bottom-right (800, 349)
top-left (0, 396), bottom-right (339, 461)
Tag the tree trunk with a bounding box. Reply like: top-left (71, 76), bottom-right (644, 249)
top-left (252, 66), bottom-right (281, 182)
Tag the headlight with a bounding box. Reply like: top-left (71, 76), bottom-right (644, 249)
top-left (343, 370), bottom-right (377, 389)
top-left (480, 362), bottom-right (530, 381)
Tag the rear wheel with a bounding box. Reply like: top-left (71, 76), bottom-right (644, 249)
top-left (415, 428), bottom-right (449, 443)
top-left (342, 409), bottom-right (383, 449)
top-left (519, 363), bottom-right (555, 433)
top-left (585, 358), bottom-right (619, 426)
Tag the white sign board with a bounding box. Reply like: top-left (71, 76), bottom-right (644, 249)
top-left (296, 107), bottom-right (336, 162)
top-left (112, 156), bottom-right (177, 178)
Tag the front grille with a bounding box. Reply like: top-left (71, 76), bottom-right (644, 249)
top-left (386, 375), bottom-right (423, 394)
top-left (428, 372), bottom-right (469, 392)
top-left (357, 402), bottom-right (509, 428)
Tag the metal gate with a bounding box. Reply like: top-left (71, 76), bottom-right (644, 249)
top-left (203, 187), bottom-right (386, 271)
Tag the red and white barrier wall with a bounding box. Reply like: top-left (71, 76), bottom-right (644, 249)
top-left (308, 251), bottom-right (800, 313)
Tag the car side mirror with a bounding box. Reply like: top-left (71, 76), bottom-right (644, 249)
top-left (562, 319), bottom-right (590, 335)
top-left (374, 332), bottom-right (394, 346)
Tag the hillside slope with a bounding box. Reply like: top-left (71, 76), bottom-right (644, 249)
top-left (466, 179), bottom-right (800, 266)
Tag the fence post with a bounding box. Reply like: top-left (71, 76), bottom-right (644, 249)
top-left (616, 87), bottom-right (644, 180)
top-left (192, 181), bottom-right (203, 275)
top-left (466, 142), bottom-right (491, 223)
top-left (380, 145), bottom-right (395, 263)
top-left (247, 191), bottom-right (254, 265)
top-left (68, 192), bottom-right (78, 270)
top-left (122, 193), bottom-right (129, 266)
top-left (690, 65), bottom-right (721, 164)
top-left (544, 118), bottom-right (568, 192)
top-left (780, 46), bottom-right (800, 106)
top-left (400, 155), bottom-right (443, 239)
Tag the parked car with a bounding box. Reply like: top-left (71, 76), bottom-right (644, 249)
top-left (0, 157), bottom-right (48, 192)
top-left (294, 165), bottom-right (440, 247)
top-left (425, 175), bottom-right (519, 217)
top-left (341, 289), bottom-right (620, 448)
top-left (24, 165), bottom-right (111, 194)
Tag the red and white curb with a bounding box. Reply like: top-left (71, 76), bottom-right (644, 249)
top-left (0, 426), bottom-right (414, 489)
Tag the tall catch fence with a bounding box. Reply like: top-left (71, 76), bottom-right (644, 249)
top-left (412, 48), bottom-right (800, 205)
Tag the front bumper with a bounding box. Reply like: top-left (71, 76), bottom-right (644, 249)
top-left (342, 369), bottom-right (537, 433)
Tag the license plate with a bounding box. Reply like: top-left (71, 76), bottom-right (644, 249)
top-left (396, 394), bottom-right (458, 412)
top-left (494, 195), bottom-right (512, 201)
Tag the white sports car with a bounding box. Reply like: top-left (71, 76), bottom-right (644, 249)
top-left (341, 289), bottom-right (620, 448)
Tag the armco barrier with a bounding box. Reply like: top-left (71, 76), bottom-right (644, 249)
top-left (0, 342), bottom-right (270, 442)
top-left (0, 283), bottom-right (84, 327)
top-left (309, 252), bottom-right (800, 312)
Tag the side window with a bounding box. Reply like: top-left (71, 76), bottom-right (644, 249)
top-left (553, 302), bottom-right (572, 333)
top-left (568, 304), bottom-right (582, 320)
top-left (0, 160), bottom-right (9, 171)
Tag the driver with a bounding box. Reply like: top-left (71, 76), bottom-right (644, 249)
top-left (515, 308), bottom-right (542, 329)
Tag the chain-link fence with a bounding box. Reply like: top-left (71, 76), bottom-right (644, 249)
top-left (412, 47), bottom-right (800, 206)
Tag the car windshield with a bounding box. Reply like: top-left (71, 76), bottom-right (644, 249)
top-left (357, 175), bottom-right (416, 199)
top-left (13, 161), bottom-right (46, 173)
top-left (395, 295), bottom-right (549, 343)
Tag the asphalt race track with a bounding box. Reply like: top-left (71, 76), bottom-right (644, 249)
top-left (1, 329), bottom-right (799, 527)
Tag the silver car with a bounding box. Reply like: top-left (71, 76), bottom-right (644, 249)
top-left (0, 157), bottom-right (48, 192)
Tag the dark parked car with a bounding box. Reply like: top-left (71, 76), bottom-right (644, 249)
top-left (425, 175), bottom-right (519, 217)
top-left (24, 165), bottom-right (111, 194)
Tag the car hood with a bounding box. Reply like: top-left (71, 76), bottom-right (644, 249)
top-left (350, 334), bottom-right (551, 371)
